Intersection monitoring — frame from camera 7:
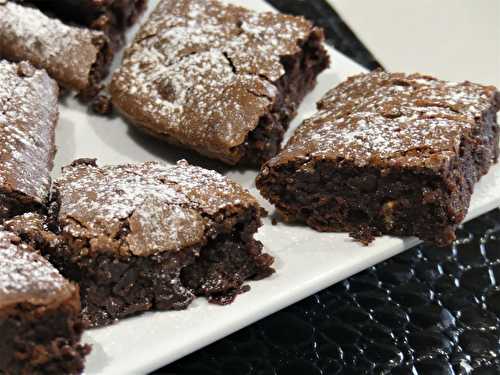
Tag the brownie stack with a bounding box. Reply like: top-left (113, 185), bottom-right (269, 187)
top-left (2, 0), bottom-right (499, 373)
top-left (0, 58), bottom-right (276, 370)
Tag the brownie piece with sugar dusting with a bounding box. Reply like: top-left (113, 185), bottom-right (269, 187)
top-left (0, 60), bottom-right (58, 222)
top-left (0, 1), bottom-right (113, 99)
top-left (24, 159), bottom-right (274, 327)
top-left (257, 71), bottom-right (500, 246)
top-left (110, 0), bottom-right (329, 165)
top-left (0, 230), bottom-right (90, 375)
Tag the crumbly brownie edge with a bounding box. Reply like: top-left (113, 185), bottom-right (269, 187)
top-left (78, 34), bottom-right (114, 101)
top-left (239, 28), bottom-right (330, 166)
top-left (0, 292), bottom-right (90, 375)
top-left (42, 205), bottom-right (273, 327)
top-left (0, 191), bottom-right (46, 223)
top-left (257, 94), bottom-right (499, 246)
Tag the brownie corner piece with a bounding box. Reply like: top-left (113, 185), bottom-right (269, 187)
top-left (48, 159), bottom-right (274, 327)
top-left (0, 60), bottom-right (58, 222)
top-left (0, 230), bottom-right (90, 375)
top-left (110, 0), bottom-right (329, 165)
top-left (257, 71), bottom-right (500, 246)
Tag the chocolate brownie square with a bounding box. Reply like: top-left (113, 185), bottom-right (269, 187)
top-left (34, 159), bottom-right (274, 327)
top-left (0, 230), bottom-right (90, 374)
top-left (257, 71), bottom-right (500, 246)
top-left (0, 60), bottom-right (58, 222)
top-left (110, 0), bottom-right (329, 165)
top-left (0, 2), bottom-right (113, 99)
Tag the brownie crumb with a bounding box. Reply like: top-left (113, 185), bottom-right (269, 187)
top-left (91, 93), bottom-right (113, 115)
top-left (260, 207), bottom-right (269, 218)
top-left (208, 285), bottom-right (251, 306)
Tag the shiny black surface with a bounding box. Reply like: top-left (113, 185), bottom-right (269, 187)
top-left (158, 1), bottom-right (499, 374)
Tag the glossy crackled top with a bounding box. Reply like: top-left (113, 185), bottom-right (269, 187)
top-left (0, 1), bottom-right (106, 91)
top-left (53, 160), bottom-right (259, 256)
top-left (0, 61), bottom-right (57, 204)
top-left (268, 71), bottom-right (499, 170)
top-left (110, 0), bottom-right (314, 162)
top-left (0, 230), bottom-right (74, 309)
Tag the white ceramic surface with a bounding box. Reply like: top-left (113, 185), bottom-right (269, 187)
top-left (50, 1), bottom-right (500, 373)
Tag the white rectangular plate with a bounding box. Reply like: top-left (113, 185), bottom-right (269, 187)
top-left (51, 1), bottom-right (500, 373)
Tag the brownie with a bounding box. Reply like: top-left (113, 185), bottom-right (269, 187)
top-left (110, 0), bottom-right (329, 166)
top-left (0, 230), bottom-right (90, 375)
top-left (0, 1), bottom-right (113, 99)
top-left (19, 0), bottom-right (146, 51)
top-left (257, 71), bottom-right (500, 246)
top-left (20, 159), bottom-right (274, 327)
top-left (0, 60), bottom-right (58, 222)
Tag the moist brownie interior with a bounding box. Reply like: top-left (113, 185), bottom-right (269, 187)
top-left (239, 29), bottom-right (329, 165)
top-left (45, 205), bottom-right (273, 326)
top-left (257, 71), bottom-right (500, 245)
top-left (11, 160), bottom-right (275, 327)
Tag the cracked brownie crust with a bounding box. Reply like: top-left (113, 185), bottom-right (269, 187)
top-left (110, 0), bottom-right (329, 165)
top-left (0, 1), bottom-right (113, 98)
top-left (29, 159), bottom-right (275, 327)
top-left (0, 61), bottom-right (58, 222)
top-left (0, 230), bottom-right (89, 375)
top-left (257, 71), bottom-right (500, 246)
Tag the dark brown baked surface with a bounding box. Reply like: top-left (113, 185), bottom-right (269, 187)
top-left (257, 71), bottom-right (500, 245)
top-left (23, 159), bottom-right (274, 327)
top-left (0, 60), bottom-right (58, 222)
top-left (0, 1), bottom-right (113, 98)
top-left (110, 0), bottom-right (329, 165)
top-left (0, 230), bottom-right (90, 375)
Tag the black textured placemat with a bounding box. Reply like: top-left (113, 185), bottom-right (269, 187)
top-left (158, 2), bottom-right (500, 374)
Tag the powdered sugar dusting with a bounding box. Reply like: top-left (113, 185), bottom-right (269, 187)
top-left (54, 160), bottom-right (257, 255)
top-left (0, 230), bottom-right (70, 307)
top-left (279, 71), bottom-right (497, 168)
top-left (0, 61), bottom-right (57, 205)
top-left (0, 2), bottom-right (105, 91)
top-left (110, 0), bottom-right (312, 161)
